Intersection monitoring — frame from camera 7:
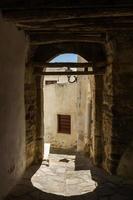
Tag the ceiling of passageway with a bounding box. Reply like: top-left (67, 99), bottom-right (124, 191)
top-left (1, 0), bottom-right (133, 71)
top-left (1, 0), bottom-right (133, 9)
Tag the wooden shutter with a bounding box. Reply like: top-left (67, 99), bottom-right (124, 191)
top-left (58, 114), bottom-right (71, 134)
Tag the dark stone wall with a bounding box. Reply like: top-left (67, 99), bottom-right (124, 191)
top-left (102, 63), bottom-right (113, 172)
top-left (35, 76), bottom-right (44, 162)
top-left (112, 34), bottom-right (133, 177)
top-left (101, 34), bottom-right (133, 176)
top-left (25, 65), bottom-right (37, 167)
top-left (94, 75), bottom-right (104, 166)
top-left (24, 65), bottom-right (44, 167)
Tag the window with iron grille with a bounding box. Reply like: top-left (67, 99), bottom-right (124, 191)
top-left (57, 114), bottom-right (71, 134)
top-left (45, 80), bottom-right (57, 85)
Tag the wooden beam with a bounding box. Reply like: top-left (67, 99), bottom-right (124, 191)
top-left (35, 71), bottom-right (95, 76)
top-left (29, 32), bottom-right (104, 38)
top-left (1, 1), bottom-right (133, 9)
top-left (17, 19), bottom-right (133, 32)
top-left (12, 16), bottom-right (133, 32)
top-left (2, 7), bottom-right (133, 23)
top-left (30, 33), bottom-right (105, 45)
top-left (27, 30), bottom-right (103, 35)
top-left (33, 62), bottom-right (92, 68)
top-left (34, 66), bottom-right (105, 75)
top-left (34, 71), bottom-right (105, 76)
top-left (16, 16), bottom-right (133, 28)
top-left (21, 25), bottom-right (133, 32)
top-left (32, 62), bottom-right (108, 69)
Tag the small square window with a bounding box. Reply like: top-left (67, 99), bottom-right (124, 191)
top-left (45, 80), bottom-right (57, 85)
top-left (57, 114), bottom-right (71, 134)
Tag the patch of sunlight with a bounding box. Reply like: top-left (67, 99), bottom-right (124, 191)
top-left (43, 143), bottom-right (51, 160)
top-left (31, 154), bottom-right (97, 196)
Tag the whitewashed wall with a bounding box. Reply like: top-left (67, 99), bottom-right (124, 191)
top-left (43, 56), bottom-right (91, 152)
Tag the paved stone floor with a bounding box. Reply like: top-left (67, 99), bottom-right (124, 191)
top-left (5, 153), bottom-right (133, 200)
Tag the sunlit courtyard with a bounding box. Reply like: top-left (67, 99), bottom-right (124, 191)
top-left (31, 154), bottom-right (97, 196)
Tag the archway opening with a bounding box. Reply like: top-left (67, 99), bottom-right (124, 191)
top-left (31, 53), bottom-right (97, 196)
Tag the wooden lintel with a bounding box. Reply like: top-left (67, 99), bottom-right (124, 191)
top-left (35, 71), bottom-right (95, 76)
top-left (33, 62), bottom-right (92, 68)
top-left (2, 7), bottom-right (133, 22)
top-left (30, 39), bottom-right (105, 45)
top-left (34, 69), bottom-right (104, 76)
top-left (17, 16), bottom-right (133, 28)
top-left (21, 26), bottom-right (133, 32)
top-left (30, 33), bottom-right (105, 45)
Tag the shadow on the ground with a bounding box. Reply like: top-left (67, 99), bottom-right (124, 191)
top-left (5, 154), bottom-right (133, 200)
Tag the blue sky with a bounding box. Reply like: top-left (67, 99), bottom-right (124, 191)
top-left (50, 53), bottom-right (78, 63)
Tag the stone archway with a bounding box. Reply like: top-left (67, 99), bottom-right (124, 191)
top-left (29, 41), bottom-right (108, 166)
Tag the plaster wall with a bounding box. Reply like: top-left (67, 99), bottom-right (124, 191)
top-left (0, 15), bottom-right (28, 199)
top-left (77, 56), bottom-right (92, 153)
top-left (43, 78), bottom-right (78, 151)
top-left (76, 76), bottom-right (91, 152)
top-left (43, 56), bottom-right (91, 153)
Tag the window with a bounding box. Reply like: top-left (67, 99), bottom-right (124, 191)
top-left (45, 80), bottom-right (57, 85)
top-left (57, 114), bottom-right (71, 134)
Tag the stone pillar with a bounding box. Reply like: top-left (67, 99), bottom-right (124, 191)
top-left (102, 62), bottom-right (113, 172)
top-left (25, 64), bottom-right (37, 167)
top-left (76, 75), bottom-right (86, 152)
top-left (112, 33), bottom-right (133, 176)
top-left (103, 34), bottom-right (133, 175)
top-left (77, 75), bottom-right (90, 153)
top-left (76, 56), bottom-right (90, 153)
top-left (94, 75), bottom-right (104, 166)
top-left (35, 76), bottom-right (44, 162)
top-left (84, 79), bottom-right (93, 156)
top-left (25, 65), bottom-right (44, 165)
